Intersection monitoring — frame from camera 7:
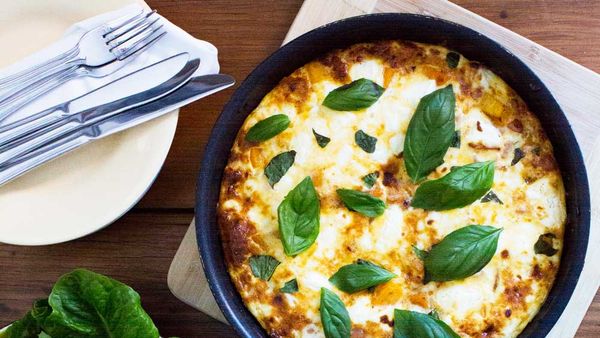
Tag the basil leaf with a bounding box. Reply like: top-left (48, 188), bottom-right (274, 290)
top-left (249, 255), bottom-right (280, 280)
top-left (329, 261), bottom-right (395, 293)
top-left (320, 288), bottom-right (351, 338)
top-left (362, 172), bottom-right (379, 188)
top-left (1, 307), bottom-right (45, 338)
top-left (278, 177), bottom-right (320, 256)
top-left (534, 233), bottom-right (558, 256)
top-left (418, 225), bottom-right (502, 283)
top-left (445, 52), bottom-right (461, 69)
top-left (313, 129), bottom-right (331, 148)
top-left (265, 150), bottom-right (296, 187)
top-left (511, 147), bottom-right (525, 166)
top-left (411, 161), bottom-right (495, 211)
top-left (336, 189), bottom-right (385, 217)
top-left (428, 310), bottom-right (440, 320)
top-left (412, 246), bottom-right (428, 260)
top-left (404, 85), bottom-right (456, 182)
top-left (355, 130), bottom-right (377, 153)
top-left (481, 190), bottom-right (503, 204)
top-left (450, 130), bottom-right (460, 148)
top-left (41, 269), bottom-right (159, 338)
top-left (323, 78), bottom-right (384, 111)
top-left (394, 309), bottom-right (459, 338)
top-left (280, 279), bottom-right (299, 293)
top-left (245, 114), bottom-right (290, 142)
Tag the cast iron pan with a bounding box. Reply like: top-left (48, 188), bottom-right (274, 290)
top-left (196, 13), bottom-right (590, 338)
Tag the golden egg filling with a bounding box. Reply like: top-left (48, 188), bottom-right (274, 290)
top-left (218, 41), bottom-right (565, 338)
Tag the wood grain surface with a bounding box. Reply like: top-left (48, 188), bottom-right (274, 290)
top-left (0, 1), bottom-right (598, 337)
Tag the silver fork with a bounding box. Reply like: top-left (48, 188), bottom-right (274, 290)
top-left (0, 9), bottom-right (166, 122)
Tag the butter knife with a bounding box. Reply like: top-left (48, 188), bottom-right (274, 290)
top-left (0, 74), bottom-right (235, 186)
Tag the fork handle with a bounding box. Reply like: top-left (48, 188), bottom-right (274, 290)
top-left (0, 103), bottom-right (70, 147)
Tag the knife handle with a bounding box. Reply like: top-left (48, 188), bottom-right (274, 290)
top-left (0, 103), bottom-right (71, 147)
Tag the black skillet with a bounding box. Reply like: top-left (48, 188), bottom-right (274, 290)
top-left (195, 13), bottom-right (590, 338)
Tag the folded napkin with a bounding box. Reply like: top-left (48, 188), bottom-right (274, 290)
top-left (0, 3), bottom-right (219, 126)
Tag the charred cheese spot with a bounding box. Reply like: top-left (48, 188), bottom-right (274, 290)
top-left (218, 41), bottom-right (565, 337)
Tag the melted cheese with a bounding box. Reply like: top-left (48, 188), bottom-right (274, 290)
top-left (218, 41), bottom-right (565, 338)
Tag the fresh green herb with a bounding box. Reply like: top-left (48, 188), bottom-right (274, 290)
top-left (362, 172), bottom-right (379, 188)
top-left (428, 310), bottom-right (440, 320)
top-left (404, 85), bottom-right (456, 182)
top-left (394, 309), bottom-right (459, 338)
top-left (265, 150), bottom-right (296, 187)
top-left (511, 147), bottom-right (525, 166)
top-left (1, 269), bottom-right (159, 338)
top-left (280, 279), bottom-right (299, 293)
top-left (278, 177), bottom-right (320, 256)
top-left (445, 52), bottom-right (461, 69)
top-left (534, 233), bottom-right (558, 256)
top-left (249, 255), bottom-right (280, 280)
top-left (245, 114), bottom-right (290, 142)
top-left (336, 189), bottom-right (385, 217)
top-left (412, 245), bottom-right (428, 260)
top-left (320, 288), bottom-right (351, 338)
top-left (481, 190), bottom-right (503, 204)
top-left (313, 129), bottom-right (331, 148)
top-left (323, 78), bottom-right (384, 111)
top-left (329, 261), bottom-right (395, 293)
top-left (415, 225), bottom-right (502, 283)
top-left (450, 130), bottom-right (461, 148)
top-left (355, 130), bottom-right (377, 153)
top-left (411, 161), bottom-right (495, 211)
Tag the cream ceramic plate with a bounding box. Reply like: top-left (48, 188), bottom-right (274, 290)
top-left (0, 0), bottom-right (178, 245)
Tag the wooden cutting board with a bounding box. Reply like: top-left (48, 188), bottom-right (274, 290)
top-left (167, 0), bottom-right (600, 336)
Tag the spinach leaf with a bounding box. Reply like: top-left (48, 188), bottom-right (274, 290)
top-left (278, 177), bottom-right (320, 256)
top-left (355, 130), bottom-right (377, 153)
top-left (445, 52), bottom-right (461, 69)
top-left (245, 114), bottom-right (290, 142)
top-left (404, 85), bottom-right (456, 182)
top-left (534, 233), bottom-right (558, 256)
top-left (322, 78), bottom-right (384, 111)
top-left (265, 150), bottom-right (296, 187)
top-left (416, 225), bottom-right (502, 283)
top-left (320, 288), bottom-right (351, 338)
top-left (450, 130), bottom-right (461, 148)
top-left (511, 147), bottom-right (525, 166)
top-left (394, 309), bottom-right (459, 338)
top-left (42, 269), bottom-right (159, 338)
top-left (336, 189), bottom-right (385, 217)
top-left (329, 261), bottom-right (395, 293)
top-left (280, 279), bottom-right (299, 293)
top-left (313, 129), bottom-right (331, 148)
top-left (481, 190), bottom-right (503, 204)
top-left (362, 172), bottom-right (379, 188)
top-left (411, 161), bottom-right (495, 211)
top-left (249, 255), bottom-right (280, 280)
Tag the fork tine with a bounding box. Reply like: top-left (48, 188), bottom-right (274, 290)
top-left (104, 10), bottom-right (156, 42)
top-left (106, 16), bottom-right (160, 49)
top-left (102, 9), bottom-right (145, 37)
top-left (118, 30), bottom-right (167, 61)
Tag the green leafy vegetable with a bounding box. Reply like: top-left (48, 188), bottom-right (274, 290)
top-left (322, 78), bottom-right (384, 111)
top-left (428, 310), bottom-right (440, 320)
top-left (412, 245), bottom-right (428, 260)
top-left (393, 309), bottom-right (459, 338)
top-left (404, 85), bottom-right (456, 182)
top-left (320, 288), bottom-right (351, 338)
top-left (329, 260), bottom-right (395, 293)
top-left (411, 161), bottom-right (495, 211)
top-left (362, 172), bottom-right (379, 188)
top-left (511, 147), bottom-right (525, 166)
top-left (265, 150), bottom-right (296, 187)
top-left (249, 255), bottom-right (281, 280)
top-left (313, 129), bottom-right (331, 148)
top-left (445, 52), bottom-right (461, 69)
top-left (355, 130), bottom-right (377, 153)
top-left (481, 190), bottom-right (503, 204)
top-left (450, 130), bottom-right (461, 148)
top-left (416, 225), bottom-right (502, 283)
top-left (245, 114), bottom-right (290, 142)
top-left (280, 279), bottom-right (299, 293)
top-left (336, 189), bottom-right (385, 217)
top-left (534, 233), bottom-right (558, 256)
top-left (278, 177), bottom-right (320, 256)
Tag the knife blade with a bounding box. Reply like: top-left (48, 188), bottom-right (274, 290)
top-left (0, 52), bottom-right (199, 165)
top-left (0, 74), bottom-right (235, 186)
